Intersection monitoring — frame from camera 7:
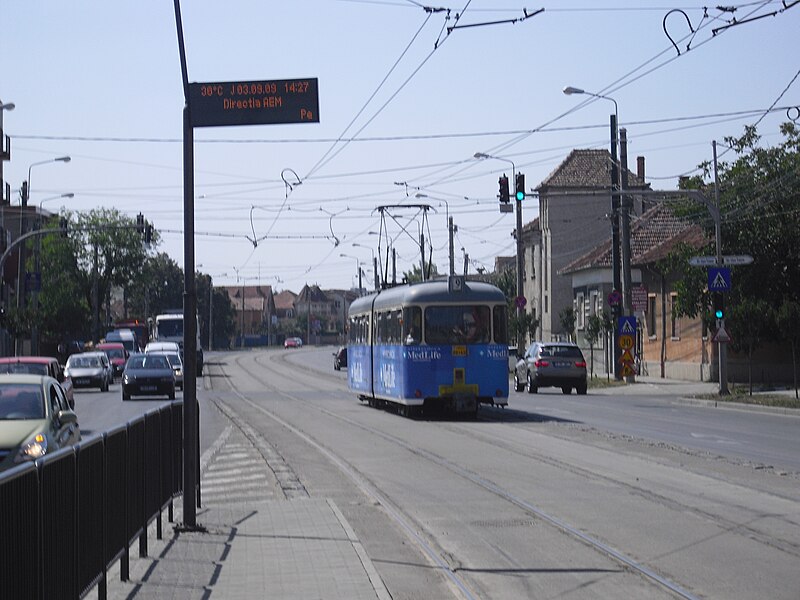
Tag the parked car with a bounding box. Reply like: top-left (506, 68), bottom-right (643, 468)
top-left (514, 341), bottom-right (588, 395)
top-left (96, 342), bottom-right (129, 378)
top-left (148, 351), bottom-right (184, 391)
top-left (0, 356), bottom-right (75, 409)
top-left (333, 346), bottom-right (347, 370)
top-left (284, 337), bottom-right (303, 348)
top-left (64, 351), bottom-right (113, 392)
top-left (121, 353), bottom-right (175, 401)
top-left (0, 374), bottom-right (80, 473)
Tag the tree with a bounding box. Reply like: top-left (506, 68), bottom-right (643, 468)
top-left (559, 306), bottom-right (576, 343)
top-left (125, 252), bottom-right (184, 318)
top-left (585, 314), bottom-right (603, 378)
top-left (775, 298), bottom-right (800, 399)
top-left (727, 297), bottom-right (774, 395)
top-left (402, 262), bottom-right (440, 284)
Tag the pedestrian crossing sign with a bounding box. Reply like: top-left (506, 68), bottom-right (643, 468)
top-left (708, 267), bottom-right (731, 292)
top-left (618, 316), bottom-right (637, 336)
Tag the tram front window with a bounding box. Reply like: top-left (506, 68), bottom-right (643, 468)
top-left (425, 305), bottom-right (491, 345)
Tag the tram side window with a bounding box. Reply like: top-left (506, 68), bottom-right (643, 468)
top-left (403, 306), bottom-right (421, 345)
top-left (493, 305), bottom-right (508, 344)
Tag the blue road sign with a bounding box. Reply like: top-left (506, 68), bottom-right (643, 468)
top-left (708, 267), bottom-right (731, 292)
top-left (618, 316), bottom-right (637, 336)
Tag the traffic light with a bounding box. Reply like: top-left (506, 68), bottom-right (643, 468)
top-left (136, 212), bottom-right (145, 235)
top-left (144, 223), bottom-right (152, 244)
top-left (515, 173), bottom-right (525, 201)
top-left (498, 175), bottom-right (510, 203)
top-left (712, 292), bottom-right (725, 320)
top-left (59, 217), bottom-right (68, 238)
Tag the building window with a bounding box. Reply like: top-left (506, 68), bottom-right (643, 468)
top-left (669, 293), bottom-right (680, 339)
top-left (647, 295), bottom-right (656, 338)
top-left (544, 294), bottom-right (549, 314)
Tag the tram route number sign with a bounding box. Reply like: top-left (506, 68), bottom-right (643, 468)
top-left (189, 78), bottom-right (320, 128)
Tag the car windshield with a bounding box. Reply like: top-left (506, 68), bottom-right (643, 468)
top-left (104, 348), bottom-right (125, 359)
top-left (0, 384), bottom-right (45, 420)
top-left (69, 356), bottom-right (101, 368)
top-left (157, 319), bottom-right (183, 338)
top-left (0, 363), bottom-right (48, 376)
top-left (129, 355), bottom-right (169, 370)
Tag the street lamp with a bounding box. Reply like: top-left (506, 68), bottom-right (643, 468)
top-left (38, 192), bottom-right (75, 213)
top-left (340, 253), bottom-right (364, 293)
top-left (474, 152), bottom-right (526, 353)
top-left (352, 242), bottom-right (379, 290)
top-left (18, 155), bottom-right (71, 356)
top-left (564, 85), bottom-right (634, 380)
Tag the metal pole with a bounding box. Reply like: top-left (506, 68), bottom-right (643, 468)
top-left (610, 113), bottom-right (622, 380)
top-left (619, 127), bottom-right (634, 382)
top-left (515, 186), bottom-right (524, 354)
top-left (713, 141), bottom-right (729, 395)
top-left (208, 284), bottom-right (213, 352)
top-left (181, 103), bottom-right (198, 527)
top-left (448, 216), bottom-right (455, 276)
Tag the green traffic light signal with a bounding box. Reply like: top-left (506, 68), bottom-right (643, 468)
top-left (712, 292), bottom-right (724, 319)
top-left (515, 173), bottom-right (525, 201)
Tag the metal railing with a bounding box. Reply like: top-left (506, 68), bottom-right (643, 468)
top-left (0, 402), bottom-right (183, 599)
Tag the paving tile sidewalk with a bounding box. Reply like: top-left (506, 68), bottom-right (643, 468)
top-left (104, 498), bottom-right (390, 600)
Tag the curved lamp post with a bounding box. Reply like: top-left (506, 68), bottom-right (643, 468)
top-left (18, 156), bottom-right (71, 355)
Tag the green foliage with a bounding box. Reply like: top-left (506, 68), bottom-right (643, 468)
top-left (559, 306), bottom-right (576, 342)
top-left (402, 262), bottom-right (440, 284)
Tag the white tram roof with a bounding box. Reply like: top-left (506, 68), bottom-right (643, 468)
top-left (349, 279), bottom-right (506, 314)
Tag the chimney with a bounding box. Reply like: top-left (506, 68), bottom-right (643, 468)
top-left (636, 156), bottom-right (646, 214)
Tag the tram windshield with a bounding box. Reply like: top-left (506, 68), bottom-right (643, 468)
top-left (425, 305), bottom-right (491, 345)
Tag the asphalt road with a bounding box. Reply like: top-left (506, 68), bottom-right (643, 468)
top-left (78, 347), bottom-right (800, 599)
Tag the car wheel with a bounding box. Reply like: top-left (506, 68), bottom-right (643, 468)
top-left (169, 389), bottom-right (176, 400)
top-left (122, 391), bottom-right (130, 401)
top-left (561, 386), bottom-right (572, 395)
top-left (526, 372), bottom-right (538, 394)
top-left (513, 373), bottom-right (524, 392)
top-left (577, 384), bottom-right (588, 395)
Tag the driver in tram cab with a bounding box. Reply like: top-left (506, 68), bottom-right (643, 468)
top-left (405, 312), bottom-right (421, 345)
top-left (466, 308), bottom-right (488, 343)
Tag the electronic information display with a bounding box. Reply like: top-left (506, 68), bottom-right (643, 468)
top-left (189, 78), bottom-right (319, 127)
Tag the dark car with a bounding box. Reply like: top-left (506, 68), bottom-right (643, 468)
top-left (514, 341), bottom-right (587, 395)
top-left (121, 354), bottom-right (175, 401)
top-left (0, 374), bottom-right (80, 473)
top-left (333, 346), bottom-right (347, 370)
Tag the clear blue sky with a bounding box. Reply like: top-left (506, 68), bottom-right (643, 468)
top-left (2, 1), bottom-right (798, 292)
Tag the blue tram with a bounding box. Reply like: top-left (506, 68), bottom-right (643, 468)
top-left (347, 277), bottom-right (509, 417)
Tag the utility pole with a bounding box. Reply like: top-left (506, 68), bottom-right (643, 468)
top-left (610, 113), bottom-right (622, 380)
top-left (448, 216), bottom-right (455, 276)
top-left (713, 141), bottom-right (729, 395)
top-left (619, 128), bottom-right (634, 382)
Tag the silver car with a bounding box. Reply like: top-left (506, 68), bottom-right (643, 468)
top-left (64, 351), bottom-right (114, 392)
top-left (514, 342), bottom-right (588, 395)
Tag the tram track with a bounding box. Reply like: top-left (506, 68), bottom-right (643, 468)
top-left (216, 350), bottom-right (718, 599)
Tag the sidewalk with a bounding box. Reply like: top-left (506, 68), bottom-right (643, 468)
top-left (104, 499), bottom-right (389, 600)
top-left (103, 404), bottom-right (391, 600)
